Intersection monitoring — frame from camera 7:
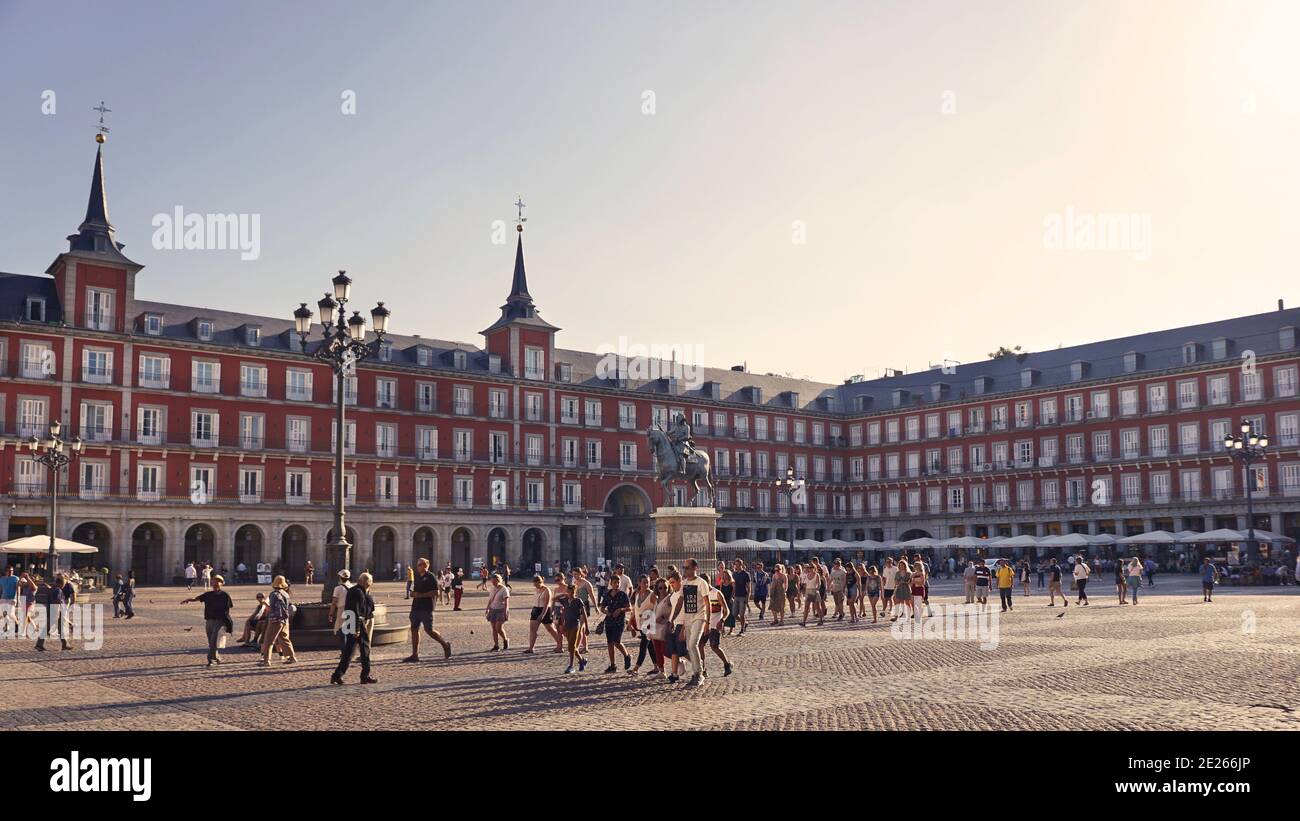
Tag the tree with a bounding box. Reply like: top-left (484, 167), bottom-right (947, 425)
top-left (988, 345), bottom-right (1023, 360)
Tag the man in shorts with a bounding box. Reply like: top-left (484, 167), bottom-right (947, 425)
top-left (1200, 557), bottom-right (1219, 603)
top-left (673, 559), bottom-right (712, 687)
top-left (601, 576), bottom-right (631, 672)
top-left (560, 583), bottom-right (590, 673)
top-left (0, 566), bottom-right (18, 634)
top-left (962, 559), bottom-right (977, 604)
top-left (403, 558), bottom-right (452, 662)
top-left (881, 557), bottom-right (898, 615)
top-left (973, 560), bottom-right (991, 606)
top-left (1046, 558), bottom-right (1068, 607)
top-left (828, 558), bottom-right (847, 621)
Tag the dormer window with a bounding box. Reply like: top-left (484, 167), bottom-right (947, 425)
top-left (557, 362), bottom-right (572, 383)
top-left (1070, 360), bottom-right (1089, 381)
top-left (1123, 352), bottom-right (1141, 373)
top-left (1211, 338), bottom-right (1229, 360)
top-left (24, 297), bottom-right (45, 322)
top-left (453, 350), bottom-right (467, 369)
top-left (144, 314), bottom-right (163, 336)
top-left (378, 341), bottom-right (392, 362)
top-left (417, 348), bottom-right (431, 366)
top-left (1281, 326), bottom-right (1296, 350)
top-left (1182, 342), bottom-right (1199, 365)
top-left (488, 353), bottom-right (501, 374)
top-left (197, 320), bottom-right (214, 342)
top-left (245, 327), bottom-right (261, 347)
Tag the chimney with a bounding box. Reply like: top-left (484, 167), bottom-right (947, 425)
top-left (1279, 299), bottom-right (1285, 311)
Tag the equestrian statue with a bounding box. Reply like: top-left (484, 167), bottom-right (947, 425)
top-left (647, 414), bottom-right (715, 507)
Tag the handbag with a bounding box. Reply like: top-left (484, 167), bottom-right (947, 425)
top-left (594, 617), bottom-right (606, 636)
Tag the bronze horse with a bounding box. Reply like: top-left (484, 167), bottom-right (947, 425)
top-left (646, 426), bottom-right (715, 507)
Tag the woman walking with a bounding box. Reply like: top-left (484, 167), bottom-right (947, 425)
top-left (844, 560), bottom-right (860, 623)
top-left (1019, 559), bottom-right (1033, 598)
top-left (526, 574), bottom-right (560, 653)
top-left (864, 565), bottom-right (882, 622)
top-left (1114, 559), bottom-right (1128, 605)
top-left (769, 564), bottom-right (787, 626)
top-left (259, 575), bottom-right (297, 666)
top-left (486, 573), bottom-right (511, 651)
top-left (910, 557), bottom-right (929, 618)
top-left (18, 572), bottom-right (38, 638)
top-left (787, 563), bottom-right (802, 613)
top-left (1073, 556), bottom-right (1091, 605)
top-left (629, 575), bottom-right (661, 676)
top-left (892, 560), bottom-right (914, 621)
top-left (651, 578), bottom-right (673, 678)
top-left (1126, 556), bottom-right (1143, 605)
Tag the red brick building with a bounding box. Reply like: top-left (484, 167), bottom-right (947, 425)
top-left (3, 140), bottom-right (1299, 582)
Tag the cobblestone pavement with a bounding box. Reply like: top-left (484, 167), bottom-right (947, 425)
top-left (4, 576), bottom-right (1299, 730)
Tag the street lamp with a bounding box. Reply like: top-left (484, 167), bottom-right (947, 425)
top-left (1223, 418), bottom-right (1269, 565)
top-left (293, 272), bottom-right (389, 596)
top-left (26, 420), bottom-right (83, 579)
top-left (775, 466), bottom-right (806, 564)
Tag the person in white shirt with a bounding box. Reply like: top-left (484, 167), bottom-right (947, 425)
top-left (800, 564), bottom-right (823, 627)
top-left (1072, 556), bottom-right (1090, 605)
top-left (670, 559), bottom-right (712, 687)
top-left (962, 560), bottom-right (977, 604)
top-left (699, 583), bottom-right (734, 677)
top-left (184, 562), bottom-right (197, 590)
top-left (327, 569), bottom-right (356, 647)
top-left (613, 563), bottom-right (634, 597)
top-left (881, 557), bottom-right (899, 615)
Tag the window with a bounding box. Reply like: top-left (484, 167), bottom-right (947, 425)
top-left (1041, 480), bottom-right (1059, 508)
top-left (560, 397), bottom-right (579, 425)
top-left (85, 287), bottom-right (114, 331)
top-left (375, 423), bottom-right (397, 457)
top-left (197, 320), bottom-right (214, 341)
top-left (79, 461), bottom-right (107, 500)
top-left (1092, 431), bottom-right (1111, 461)
top-left (239, 468), bottom-right (263, 502)
top-left (526, 434), bottom-right (543, 466)
top-left (1090, 391), bottom-right (1110, 418)
top-left (454, 430), bottom-right (473, 462)
top-left (620, 442), bottom-right (637, 470)
top-left (417, 426), bottom-right (438, 460)
top-left (244, 326), bottom-right (261, 346)
top-left (1149, 425), bottom-right (1169, 457)
top-left (1119, 387), bottom-right (1138, 416)
top-left (585, 399), bottom-right (602, 426)
top-left (454, 386), bottom-right (472, 416)
top-left (1275, 366), bottom-right (1297, 398)
top-left (1241, 370), bottom-right (1262, 402)
top-left (286, 369), bottom-right (313, 401)
top-left (1064, 395), bottom-right (1083, 422)
top-left (717, 413), bottom-right (731, 438)
top-left (1151, 472), bottom-right (1170, 504)
top-left (1179, 422), bottom-right (1200, 455)
top-left (619, 402), bottom-right (637, 429)
top-left (885, 419), bottom-right (899, 442)
top-left (1038, 398), bottom-right (1057, 425)
top-left (417, 348), bottom-right (432, 367)
top-left (1177, 379), bottom-right (1199, 409)
top-left (755, 416), bottom-right (769, 441)
top-left (82, 348), bottom-right (112, 384)
top-left (562, 438), bottom-right (579, 467)
top-left (734, 414), bottom-right (750, 439)
top-left (287, 417), bottom-right (310, 453)
top-left (330, 420), bottom-right (357, 455)
top-left (240, 364), bottom-right (267, 397)
top-left (905, 416), bottom-right (920, 440)
top-left (775, 418), bottom-right (788, 442)
top-left (376, 378), bottom-right (397, 409)
top-left (1181, 469), bottom-right (1201, 501)
top-left (489, 432), bottom-right (508, 464)
top-left (453, 350), bottom-right (467, 369)
top-left (563, 482), bottom-right (582, 510)
top-left (138, 354), bottom-right (170, 388)
top-left (137, 463), bottom-right (162, 501)
top-left (416, 475), bottom-right (437, 508)
top-left (191, 411), bottom-right (218, 446)
top-left (192, 360), bottom-right (220, 393)
top-left (79, 401), bottom-right (112, 442)
top-left (586, 440), bottom-right (602, 469)
top-left (525, 392), bottom-right (543, 422)
top-left (20, 341), bottom-right (52, 379)
top-left (144, 314), bottom-right (163, 335)
top-left (239, 413), bottom-right (264, 450)
top-left (1120, 429), bottom-right (1139, 459)
top-left (417, 382), bottom-right (436, 412)
top-left (287, 470), bottom-right (310, 504)
top-left (377, 474), bottom-right (399, 507)
top-left (333, 375), bottom-right (357, 405)
top-left (524, 347), bottom-right (545, 380)
top-left (1207, 374), bottom-right (1229, 405)
top-left (25, 297), bottom-right (45, 322)
top-left (137, 406), bottom-right (163, 444)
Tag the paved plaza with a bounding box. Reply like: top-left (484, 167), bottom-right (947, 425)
top-left (4, 576), bottom-right (1300, 731)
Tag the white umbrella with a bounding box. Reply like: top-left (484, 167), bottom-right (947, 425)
top-left (1039, 533), bottom-right (1090, 549)
top-left (1117, 530), bottom-right (1177, 545)
top-left (993, 534), bottom-right (1040, 548)
top-left (849, 539), bottom-right (889, 551)
top-left (794, 538), bottom-right (824, 549)
top-left (1241, 529), bottom-right (1296, 544)
top-left (0, 536), bottom-right (99, 554)
top-left (898, 536), bottom-right (938, 547)
top-left (1086, 533), bottom-right (1118, 546)
top-left (941, 535), bottom-right (994, 548)
top-left (820, 538), bottom-right (856, 548)
top-left (761, 538), bottom-right (789, 549)
top-left (1179, 528), bottom-right (1245, 543)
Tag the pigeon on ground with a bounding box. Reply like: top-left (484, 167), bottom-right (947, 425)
top-left (1056, 612), bottom-right (1065, 619)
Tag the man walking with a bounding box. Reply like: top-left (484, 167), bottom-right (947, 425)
top-left (404, 558), bottom-right (452, 662)
top-left (962, 559), bottom-right (977, 604)
top-left (1046, 558), bottom-right (1068, 607)
top-left (730, 559), bottom-right (751, 634)
top-left (180, 574), bottom-right (234, 666)
top-left (672, 559), bottom-right (712, 687)
top-left (0, 567), bottom-right (18, 635)
top-left (995, 559), bottom-right (1015, 612)
top-left (828, 558), bottom-right (847, 621)
top-left (184, 561), bottom-right (197, 590)
top-left (1073, 555), bottom-right (1091, 605)
top-left (331, 571), bottom-right (378, 684)
top-left (1200, 557), bottom-right (1219, 603)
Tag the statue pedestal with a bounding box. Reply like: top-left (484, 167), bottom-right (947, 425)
top-left (649, 507), bottom-right (720, 567)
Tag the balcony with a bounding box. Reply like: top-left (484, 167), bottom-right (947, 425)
top-left (82, 366), bottom-right (112, 385)
top-left (417, 445), bottom-right (438, 461)
top-left (585, 416), bottom-right (602, 428)
top-left (193, 376), bottom-right (220, 394)
top-left (416, 495), bottom-right (436, 509)
top-left (137, 488), bottom-right (162, 502)
top-left (81, 426), bottom-right (112, 443)
top-left (286, 493), bottom-right (309, 506)
top-left (239, 490), bottom-right (264, 504)
top-left (376, 443), bottom-right (397, 458)
top-left (560, 414), bottom-right (578, 426)
top-left (527, 452), bottom-right (544, 467)
top-left (241, 380), bottom-right (268, 398)
top-left (79, 484), bottom-right (108, 501)
top-left (563, 500), bottom-right (582, 512)
top-left (377, 494), bottom-right (399, 508)
top-left (191, 432), bottom-right (218, 448)
top-left (454, 448), bottom-right (472, 463)
top-left (619, 416), bottom-right (636, 430)
top-left (21, 361), bottom-right (53, 380)
top-left (137, 428), bottom-right (166, 446)
top-left (139, 374), bottom-right (170, 390)
top-left (287, 437), bottom-right (310, 454)
top-left (84, 312), bottom-right (114, 332)
top-left (287, 386), bottom-right (313, 402)
top-left (239, 434), bottom-right (265, 451)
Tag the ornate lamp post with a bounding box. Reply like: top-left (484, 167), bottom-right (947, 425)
top-left (1223, 418), bottom-right (1268, 565)
top-left (293, 271), bottom-right (390, 596)
top-left (26, 420), bottom-right (83, 579)
top-left (775, 465), bottom-right (806, 564)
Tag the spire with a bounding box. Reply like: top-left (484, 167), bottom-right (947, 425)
top-left (78, 142), bottom-right (113, 236)
top-left (509, 231), bottom-right (531, 302)
top-left (63, 125), bottom-right (138, 267)
top-left (480, 197), bottom-right (558, 335)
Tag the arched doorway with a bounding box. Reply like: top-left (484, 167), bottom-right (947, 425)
top-left (372, 527), bottom-right (396, 578)
top-left (233, 525), bottom-right (263, 581)
top-left (451, 527), bottom-right (472, 573)
top-left (184, 524), bottom-right (215, 567)
top-left (324, 526), bottom-right (359, 577)
top-left (130, 523), bottom-right (166, 585)
top-left (604, 484), bottom-right (652, 568)
top-left (522, 528), bottom-right (545, 574)
top-left (280, 526), bottom-right (309, 582)
top-left (412, 527), bottom-right (436, 568)
top-left (486, 527), bottom-right (508, 571)
top-left (71, 522), bottom-right (110, 572)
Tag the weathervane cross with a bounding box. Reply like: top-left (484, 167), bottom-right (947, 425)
top-left (514, 196), bottom-right (526, 225)
top-left (92, 100), bottom-right (111, 135)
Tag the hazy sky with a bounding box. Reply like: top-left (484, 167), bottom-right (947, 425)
top-left (1, 0), bottom-right (1297, 383)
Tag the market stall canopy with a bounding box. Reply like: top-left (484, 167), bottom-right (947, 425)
top-left (852, 539), bottom-right (889, 550)
top-left (1241, 529), bottom-right (1296, 544)
top-left (940, 535), bottom-right (998, 548)
top-left (1038, 533), bottom-right (1090, 549)
top-left (1178, 528), bottom-right (1246, 543)
top-left (718, 538), bottom-right (769, 551)
top-left (0, 536), bottom-right (99, 554)
top-left (1086, 533), bottom-right (1119, 546)
top-left (794, 538), bottom-right (825, 549)
top-left (820, 538), bottom-right (856, 549)
top-left (1116, 530), bottom-right (1178, 545)
top-left (898, 536), bottom-right (939, 548)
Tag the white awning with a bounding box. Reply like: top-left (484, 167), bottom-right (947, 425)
top-left (0, 536), bottom-right (100, 554)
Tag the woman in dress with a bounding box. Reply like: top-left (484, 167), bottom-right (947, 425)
top-left (844, 560), bottom-right (860, 623)
top-left (910, 556), bottom-right (929, 618)
top-left (651, 578), bottom-right (673, 679)
top-left (1114, 558), bottom-right (1128, 605)
top-left (892, 559), bottom-right (914, 622)
top-left (787, 563), bottom-right (802, 612)
top-left (1019, 559), bottom-right (1032, 598)
top-left (769, 564), bottom-right (787, 626)
top-left (629, 575), bottom-right (661, 676)
top-left (864, 565), bottom-right (882, 622)
top-left (485, 573), bottom-right (511, 651)
top-left (259, 575), bottom-right (297, 666)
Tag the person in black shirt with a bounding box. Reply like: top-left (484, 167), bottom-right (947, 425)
top-left (1047, 558), bottom-right (1068, 608)
top-left (404, 558), bottom-right (452, 662)
top-left (730, 559), bottom-right (751, 635)
top-left (332, 572), bottom-right (378, 684)
top-left (601, 585), bottom-right (631, 673)
top-left (560, 585), bottom-right (589, 674)
top-left (181, 574), bottom-right (234, 665)
top-left (34, 576), bottom-right (68, 652)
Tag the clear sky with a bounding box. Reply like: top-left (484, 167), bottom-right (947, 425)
top-left (1, 0), bottom-right (1296, 384)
